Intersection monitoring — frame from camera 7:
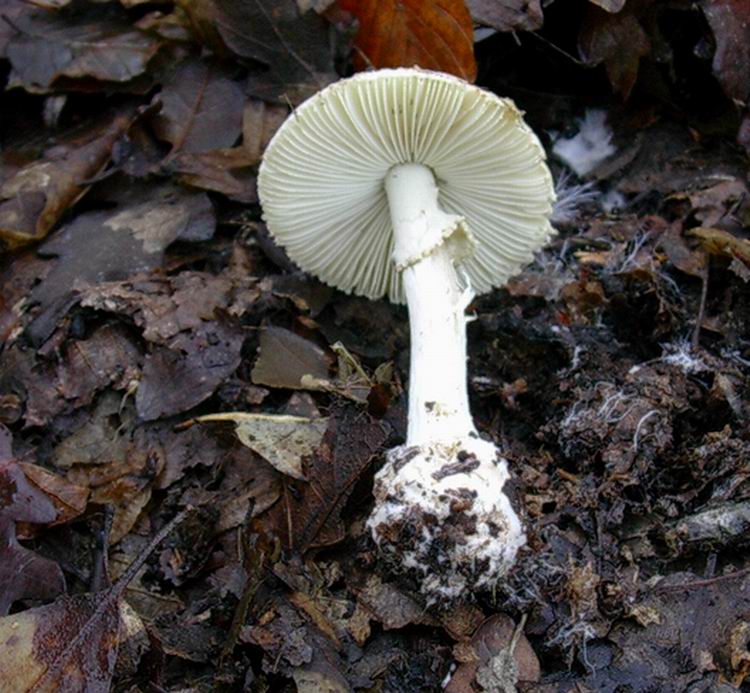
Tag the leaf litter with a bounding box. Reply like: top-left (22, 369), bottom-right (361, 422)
top-left (1, 0), bottom-right (750, 690)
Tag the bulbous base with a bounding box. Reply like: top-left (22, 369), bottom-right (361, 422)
top-left (367, 436), bottom-right (526, 604)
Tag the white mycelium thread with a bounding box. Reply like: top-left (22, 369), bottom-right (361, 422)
top-left (258, 68), bottom-right (555, 303)
top-left (258, 68), bottom-right (554, 602)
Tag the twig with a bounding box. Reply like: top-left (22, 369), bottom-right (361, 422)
top-left (692, 265), bottom-right (709, 348)
top-left (652, 565), bottom-right (750, 593)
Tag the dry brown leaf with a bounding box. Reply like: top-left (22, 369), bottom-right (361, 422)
top-left (339, 0), bottom-right (477, 81)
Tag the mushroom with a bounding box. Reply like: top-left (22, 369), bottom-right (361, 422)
top-left (258, 68), bottom-right (555, 602)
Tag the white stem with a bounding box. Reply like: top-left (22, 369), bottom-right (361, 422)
top-left (385, 163), bottom-right (476, 447)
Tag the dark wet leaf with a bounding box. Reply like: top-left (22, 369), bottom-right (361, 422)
top-left (446, 615), bottom-right (540, 692)
top-left (588, 0), bottom-right (626, 11)
top-left (185, 0), bottom-right (337, 104)
top-left (152, 57), bottom-right (246, 155)
top-left (0, 324), bottom-right (141, 428)
top-left (136, 314), bottom-right (245, 421)
top-left (0, 509), bottom-right (186, 691)
top-left (262, 404), bottom-right (388, 552)
top-left (251, 326), bottom-right (330, 390)
top-left (0, 111), bottom-right (135, 251)
top-left (702, 0), bottom-right (750, 104)
top-left (6, 6), bottom-right (162, 90)
top-left (79, 271), bottom-right (258, 345)
top-left (0, 518), bottom-right (66, 617)
top-left (466, 0), bottom-right (543, 32)
top-left (27, 183), bottom-right (215, 344)
top-left (0, 426), bottom-right (65, 615)
top-left (212, 446), bottom-right (282, 532)
top-left (162, 98), bottom-right (287, 202)
top-left (17, 462), bottom-right (88, 529)
top-left (578, 6), bottom-right (650, 99)
top-left (169, 148), bottom-right (258, 202)
top-left (590, 572), bottom-right (750, 691)
top-left (0, 0), bottom-right (30, 57)
top-left (339, 0), bottom-right (477, 81)
top-left (0, 427), bottom-right (56, 525)
top-left (658, 225), bottom-right (707, 278)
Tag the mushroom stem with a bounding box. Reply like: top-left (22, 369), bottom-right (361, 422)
top-left (373, 163), bottom-right (526, 603)
top-left (385, 163), bottom-right (476, 447)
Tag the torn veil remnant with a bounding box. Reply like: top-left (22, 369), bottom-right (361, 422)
top-left (258, 68), bottom-right (555, 603)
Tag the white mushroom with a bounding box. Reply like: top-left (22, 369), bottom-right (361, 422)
top-left (258, 68), bottom-right (555, 603)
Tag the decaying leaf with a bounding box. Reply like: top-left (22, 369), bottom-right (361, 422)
top-left (168, 148), bottom-right (259, 203)
top-left (0, 509), bottom-right (187, 691)
top-left (687, 226), bottom-right (750, 266)
top-left (198, 0), bottom-right (337, 103)
top-left (17, 462), bottom-right (88, 529)
top-left (602, 572), bottom-right (750, 690)
top-left (445, 615), bottom-right (540, 693)
top-left (0, 426), bottom-right (66, 616)
top-left (6, 6), bottom-right (162, 90)
top-left (195, 412), bottom-right (328, 480)
top-left (658, 225), bottom-right (708, 278)
top-left (251, 326), bottom-right (330, 390)
top-left (588, 0), bottom-right (626, 11)
top-left (79, 271), bottom-right (259, 345)
top-left (152, 57), bottom-right (246, 155)
top-left (354, 574), bottom-right (437, 631)
top-left (702, 0), bottom-right (750, 104)
top-left (725, 621), bottom-right (750, 687)
top-left (0, 519), bottom-right (66, 617)
top-left (466, 0), bottom-right (543, 32)
top-left (135, 314), bottom-right (245, 421)
top-left (262, 404), bottom-right (389, 551)
top-left (0, 111), bottom-right (135, 250)
top-left (162, 98), bottom-right (287, 202)
top-left (0, 0), bottom-right (28, 57)
top-left (213, 447), bottom-right (282, 532)
top-left (340, 0), bottom-right (477, 81)
top-left (0, 594), bottom-right (146, 691)
top-left (578, 6), bottom-right (650, 99)
top-left (27, 182), bottom-right (215, 344)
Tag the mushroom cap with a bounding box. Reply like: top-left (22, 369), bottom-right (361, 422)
top-left (258, 68), bottom-right (555, 303)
